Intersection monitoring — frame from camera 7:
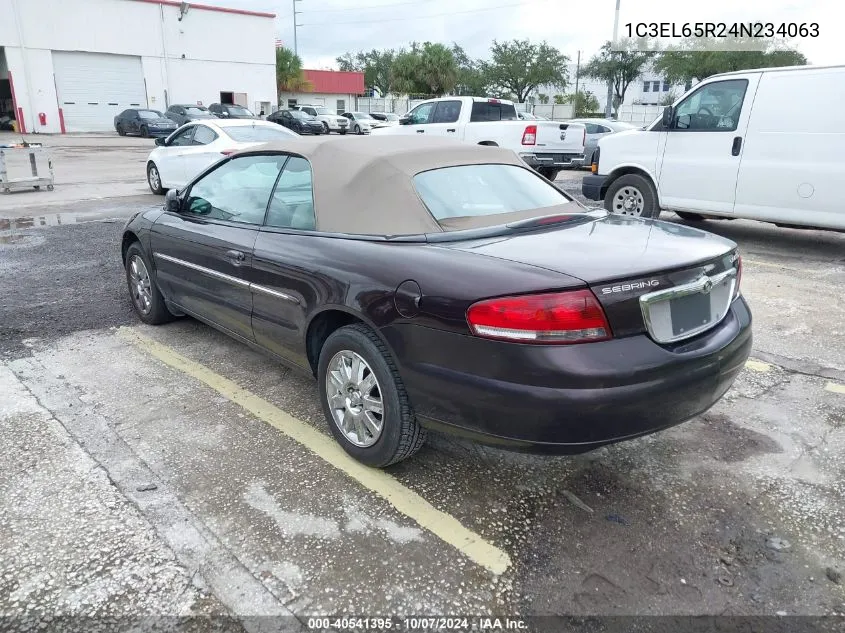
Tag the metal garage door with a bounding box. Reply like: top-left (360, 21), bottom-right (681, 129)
top-left (52, 51), bottom-right (146, 132)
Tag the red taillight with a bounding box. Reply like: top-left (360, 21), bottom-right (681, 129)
top-left (466, 289), bottom-right (611, 344)
top-left (220, 149), bottom-right (237, 156)
top-left (522, 125), bottom-right (537, 145)
top-left (488, 98), bottom-right (501, 104)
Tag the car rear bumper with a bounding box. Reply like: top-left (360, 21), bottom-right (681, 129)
top-left (582, 174), bottom-right (607, 200)
top-left (381, 296), bottom-right (752, 453)
top-left (520, 152), bottom-right (584, 168)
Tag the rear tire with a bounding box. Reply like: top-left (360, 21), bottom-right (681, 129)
top-left (125, 243), bottom-right (174, 325)
top-left (676, 211), bottom-right (705, 222)
top-left (536, 166), bottom-right (560, 182)
top-left (354, 124), bottom-right (362, 135)
top-left (604, 173), bottom-right (660, 219)
top-left (318, 324), bottom-right (425, 467)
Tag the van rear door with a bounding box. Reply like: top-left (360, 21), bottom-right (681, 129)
top-left (657, 74), bottom-right (760, 214)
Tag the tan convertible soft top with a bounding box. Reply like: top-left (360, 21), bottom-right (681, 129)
top-left (236, 135), bottom-right (570, 236)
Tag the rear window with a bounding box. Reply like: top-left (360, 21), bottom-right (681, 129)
top-left (413, 165), bottom-right (570, 221)
top-left (225, 125), bottom-right (297, 142)
top-left (470, 102), bottom-right (518, 122)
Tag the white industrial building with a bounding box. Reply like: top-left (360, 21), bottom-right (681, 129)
top-left (0, 0), bottom-right (277, 133)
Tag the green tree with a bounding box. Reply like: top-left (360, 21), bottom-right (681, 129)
top-left (655, 39), bottom-right (807, 85)
top-left (336, 49), bottom-right (397, 96)
top-left (276, 46), bottom-right (311, 99)
top-left (553, 94), bottom-right (566, 104)
top-left (536, 93), bottom-right (549, 104)
top-left (451, 44), bottom-right (489, 96)
top-left (485, 39), bottom-right (569, 103)
top-left (391, 42), bottom-right (457, 96)
top-left (563, 91), bottom-right (600, 116)
top-left (583, 41), bottom-right (651, 116)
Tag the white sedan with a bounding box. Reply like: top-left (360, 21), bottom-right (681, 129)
top-left (145, 119), bottom-right (298, 194)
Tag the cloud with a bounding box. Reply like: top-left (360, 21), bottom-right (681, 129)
top-left (214, 0), bottom-right (837, 67)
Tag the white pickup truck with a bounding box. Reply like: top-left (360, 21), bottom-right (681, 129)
top-left (371, 96), bottom-right (586, 180)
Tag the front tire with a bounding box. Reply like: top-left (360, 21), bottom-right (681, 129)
top-left (318, 324), bottom-right (425, 467)
top-left (604, 173), bottom-right (660, 219)
top-left (339, 128), bottom-right (347, 135)
top-left (116, 124), bottom-right (126, 137)
top-left (147, 162), bottom-right (165, 195)
top-left (140, 125), bottom-right (150, 138)
top-left (125, 243), bottom-right (174, 325)
top-left (323, 122), bottom-right (330, 134)
top-left (353, 124), bottom-right (362, 135)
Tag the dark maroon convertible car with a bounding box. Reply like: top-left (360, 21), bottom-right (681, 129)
top-left (121, 136), bottom-right (751, 467)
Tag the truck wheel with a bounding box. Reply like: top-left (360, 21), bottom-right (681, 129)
top-left (537, 167), bottom-right (560, 182)
top-left (604, 174), bottom-right (659, 219)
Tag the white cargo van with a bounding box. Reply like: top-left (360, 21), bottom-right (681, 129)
top-left (582, 65), bottom-right (845, 231)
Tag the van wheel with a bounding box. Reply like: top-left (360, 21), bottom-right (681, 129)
top-left (676, 211), bottom-right (705, 222)
top-left (605, 174), bottom-right (659, 219)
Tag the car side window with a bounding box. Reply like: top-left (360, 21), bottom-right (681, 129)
top-left (265, 157), bottom-right (315, 231)
top-left (192, 125), bottom-right (218, 145)
top-left (168, 126), bottom-right (195, 147)
top-left (596, 125), bottom-right (612, 134)
top-left (407, 102), bottom-right (435, 125)
top-left (583, 123), bottom-right (599, 134)
top-left (184, 155), bottom-right (286, 225)
top-left (431, 100), bottom-right (461, 124)
top-left (672, 79), bottom-right (748, 131)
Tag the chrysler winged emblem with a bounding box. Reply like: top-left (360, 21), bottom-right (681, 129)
top-left (700, 277), bottom-right (714, 294)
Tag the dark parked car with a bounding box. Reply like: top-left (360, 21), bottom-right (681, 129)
top-left (209, 103), bottom-right (258, 119)
top-left (120, 136), bottom-right (751, 467)
top-left (165, 104), bottom-right (217, 126)
top-left (114, 109), bottom-right (177, 138)
top-left (266, 109), bottom-right (324, 135)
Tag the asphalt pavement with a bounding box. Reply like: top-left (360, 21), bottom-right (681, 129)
top-left (1, 157), bottom-right (844, 630)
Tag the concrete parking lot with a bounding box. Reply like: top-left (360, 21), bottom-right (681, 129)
top-left (1, 136), bottom-right (844, 629)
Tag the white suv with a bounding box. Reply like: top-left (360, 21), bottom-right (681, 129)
top-left (292, 105), bottom-right (348, 134)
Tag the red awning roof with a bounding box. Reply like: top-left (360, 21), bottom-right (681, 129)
top-left (303, 70), bottom-right (365, 95)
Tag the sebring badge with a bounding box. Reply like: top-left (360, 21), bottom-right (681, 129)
top-left (601, 279), bottom-right (660, 294)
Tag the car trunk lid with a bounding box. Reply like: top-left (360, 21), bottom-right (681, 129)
top-left (443, 214), bottom-right (739, 339)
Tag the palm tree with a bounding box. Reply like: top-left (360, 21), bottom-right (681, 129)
top-left (276, 46), bottom-right (312, 102)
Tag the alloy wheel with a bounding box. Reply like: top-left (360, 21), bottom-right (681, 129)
top-left (128, 255), bottom-right (153, 315)
top-left (325, 350), bottom-right (384, 447)
top-left (148, 165), bottom-right (161, 191)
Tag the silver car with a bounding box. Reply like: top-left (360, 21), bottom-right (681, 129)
top-left (570, 118), bottom-right (638, 167)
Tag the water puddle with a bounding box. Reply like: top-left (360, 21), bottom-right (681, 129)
top-left (0, 213), bottom-right (84, 232)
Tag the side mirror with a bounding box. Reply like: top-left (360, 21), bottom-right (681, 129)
top-left (155, 137), bottom-right (166, 146)
top-left (662, 105), bottom-right (674, 128)
top-left (398, 115), bottom-right (411, 125)
top-left (164, 189), bottom-right (181, 213)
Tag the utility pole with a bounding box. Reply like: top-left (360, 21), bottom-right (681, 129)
top-left (292, 0), bottom-right (302, 55)
top-left (574, 50), bottom-right (581, 97)
top-left (605, 0), bottom-right (621, 118)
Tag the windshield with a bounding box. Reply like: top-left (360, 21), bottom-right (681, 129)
top-left (313, 107), bottom-right (333, 115)
top-left (289, 110), bottom-right (312, 120)
top-left (227, 106), bottom-right (254, 116)
top-left (354, 112), bottom-right (373, 119)
top-left (185, 106), bottom-right (208, 114)
top-left (383, 113), bottom-right (399, 120)
top-left (414, 165), bottom-right (574, 225)
top-left (224, 125), bottom-right (297, 142)
top-left (138, 110), bottom-right (164, 119)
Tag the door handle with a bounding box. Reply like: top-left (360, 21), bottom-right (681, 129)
top-left (731, 136), bottom-right (742, 156)
top-left (416, 129), bottom-right (425, 134)
top-left (446, 128), bottom-right (456, 133)
top-left (226, 249), bottom-right (246, 265)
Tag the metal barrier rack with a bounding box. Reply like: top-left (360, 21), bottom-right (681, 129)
top-left (0, 144), bottom-right (55, 193)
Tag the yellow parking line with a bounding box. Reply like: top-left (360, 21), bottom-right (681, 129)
top-left (825, 382), bottom-right (845, 395)
top-left (745, 359), bottom-right (772, 372)
top-left (119, 328), bottom-right (511, 576)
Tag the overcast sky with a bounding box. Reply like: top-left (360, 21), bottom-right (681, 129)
top-left (209, 0), bottom-right (838, 70)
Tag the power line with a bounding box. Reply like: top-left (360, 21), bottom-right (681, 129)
top-left (300, 0), bottom-right (440, 13)
top-left (298, 0), bottom-right (547, 26)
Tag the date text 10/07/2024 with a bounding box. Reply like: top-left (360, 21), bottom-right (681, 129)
top-left (306, 617), bottom-right (528, 631)
top-left (624, 22), bottom-right (819, 39)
